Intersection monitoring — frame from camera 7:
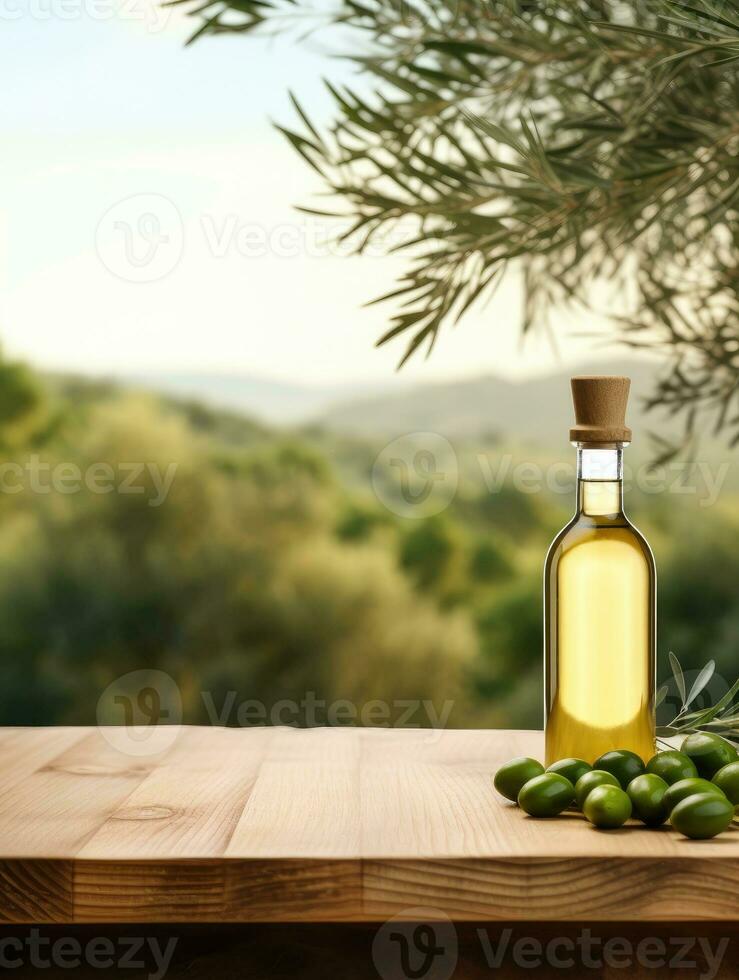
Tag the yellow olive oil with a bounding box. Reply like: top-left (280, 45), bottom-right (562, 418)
top-left (545, 481), bottom-right (655, 763)
top-left (545, 377), bottom-right (656, 765)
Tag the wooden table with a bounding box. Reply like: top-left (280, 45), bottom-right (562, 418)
top-left (0, 726), bottom-right (737, 924)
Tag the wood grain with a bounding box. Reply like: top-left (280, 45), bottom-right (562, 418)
top-left (0, 727), bottom-right (736, 923)
top-left (226, 727), bottom-right (361, 858)
top-left (0, 728), bottom-right (177, 858)
top-left (79, 726), bottom-right (273, 859)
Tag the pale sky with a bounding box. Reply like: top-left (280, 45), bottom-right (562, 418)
top-left (0, 3), bottom-right (627, 386)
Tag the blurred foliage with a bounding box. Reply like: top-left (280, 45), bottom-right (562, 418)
top-left (0, 377), bottom-right (479, 726)
top-left (0, 360), bottom-right (736, 730)
top-left (182, 0), bottom-right (739, 445)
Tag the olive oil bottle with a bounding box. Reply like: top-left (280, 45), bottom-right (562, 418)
top-left (544, 377), bottom-right (656, 765)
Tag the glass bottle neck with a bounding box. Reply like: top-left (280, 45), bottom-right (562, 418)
top-left (576, 446), bottom-right (624, 517)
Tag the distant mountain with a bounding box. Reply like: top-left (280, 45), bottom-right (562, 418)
top-left (121, 358), bottom-right (680, 447)
top-left (317, 358), bottom-right (673, 445)
top-left (123, 372), bottom-right (398, 426)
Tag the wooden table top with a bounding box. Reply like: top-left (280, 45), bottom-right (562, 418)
top-left (0, 726), bottom-right (736, 923)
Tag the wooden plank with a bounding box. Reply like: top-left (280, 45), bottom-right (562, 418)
top-left (73, 861), bottom-right (226, 923)
top-left (223, 860), bottom-right (362, 922)
top-left (362, 857), bottom-right (739, 921)
top-left (78, 726), bottom-right (273, 859)
top-left (2, 852), bottom-right (725, 923)
top-left (359, 727), bottom-right (527, 858)
top-left (5, 854), bottom-right (737, 923)
top-left (225, 727), bottom-right (362, 858)
top-left (69, 860), bottom-right (363, 923)
top-left (0, 728), bottom-right (179, 858)
top-left (0, 728), bottom-right (88, 797)
top-left (0, 861), bottom-right (74, 923)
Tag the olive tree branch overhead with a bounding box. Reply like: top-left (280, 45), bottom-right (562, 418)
top-left (176, 0), bottom-right (739, 444)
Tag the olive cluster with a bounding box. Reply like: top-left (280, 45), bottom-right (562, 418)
top-left (494, 733), bottom-right (738, 839)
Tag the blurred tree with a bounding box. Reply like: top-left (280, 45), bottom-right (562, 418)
top-left (202, 538), bottom-right (479, 725)
top-left (659, 508), bottom-right (739, 687)
top-left (0, 352), bottom-right (46, 448)
top-left (335, 501), bottom-right (391, 542)
top-left (399, 516), bottom-right (459, 592)
top-left (469, 537), bottom-right (512, 584)
top-left (184, 0), bottom-right (739, 446)
top-left (455, 480), bottom-right (549, 540)
top-left (472, 574), bottom-right (543, 729)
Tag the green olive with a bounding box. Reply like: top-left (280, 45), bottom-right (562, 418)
top-left (493, 757), bottom-right (545, 803)
top-left (583, 785), bottom-right (632, 829)
top-left (646, 749), bottom-right (698, 786)
top-left (670, 792), bottom-right (735, 840)
top-left (593, 750), bottom-right (645, 789)
top-left (663, 777), bottom-right (726, 812)
top-left (682, 732), bottom-right (738, 779)
top-left (712, 761), bottom-right (739, 807)
top-left (627, 773), bottom-right (670, 826)
top-left (574, 770), bottom-right (620, 810)
top-left (546, 758), bottom-right (592, 786)
top-left (517, 773), bottom-right (574, 817)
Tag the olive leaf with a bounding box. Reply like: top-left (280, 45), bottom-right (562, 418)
top-left (684, 659), bottom-right (715, 709)
top-left (669, 651), bottom-right (686, 707)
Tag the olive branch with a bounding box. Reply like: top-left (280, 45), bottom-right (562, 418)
top-left (657, 652), bottom-right (739, 749)
top-left (175, 0), bottom-right (739, 448)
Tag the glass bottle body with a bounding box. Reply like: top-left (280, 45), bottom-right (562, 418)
top-left (544, 447), bottom-right (656, 765)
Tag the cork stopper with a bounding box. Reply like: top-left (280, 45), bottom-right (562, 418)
top-left (570, 376), bottom-right (632, 444)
